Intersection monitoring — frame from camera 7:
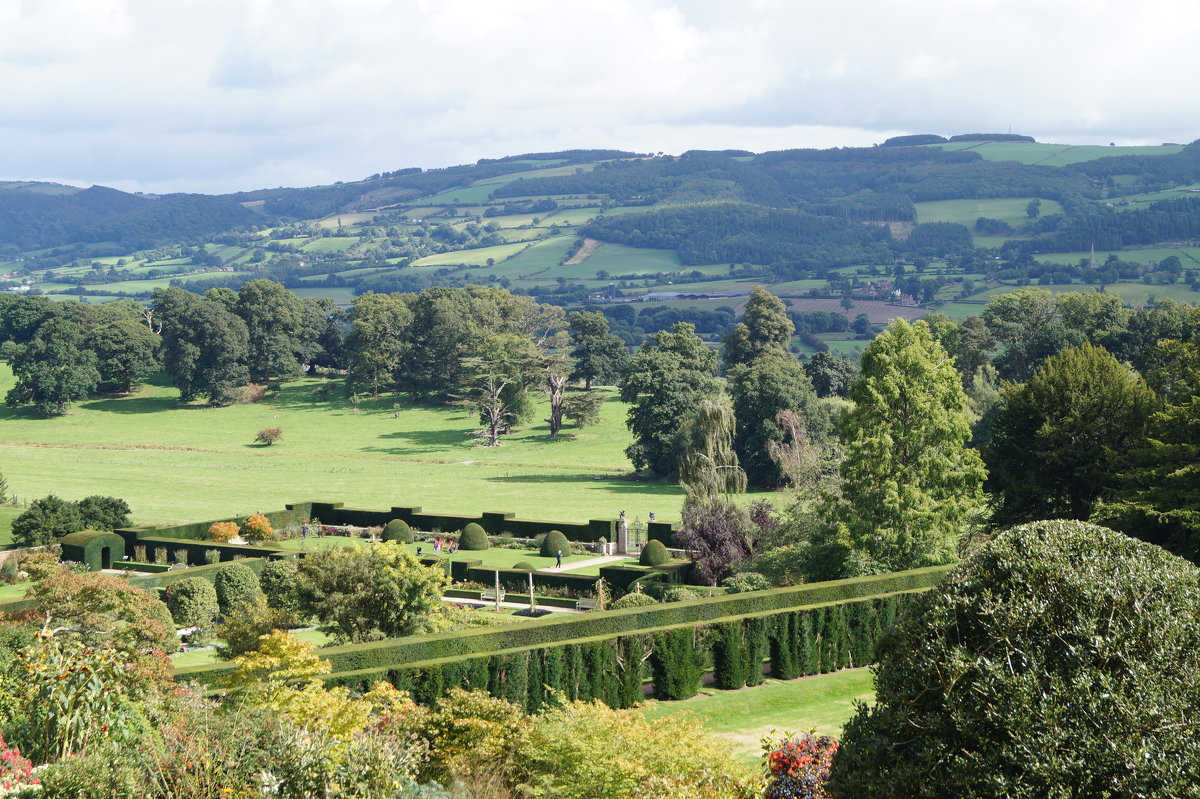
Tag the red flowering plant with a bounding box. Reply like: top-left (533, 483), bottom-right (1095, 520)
top-left (761, 730), bottom-right (838, 799)
top-left (0, 734), bottom-right (39, 793)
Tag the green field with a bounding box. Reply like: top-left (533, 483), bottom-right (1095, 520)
top-left (638, 668), bottom-right (874, 764)
top-left (915, 197), bottom-right (1065, 242)
top-left (929, 141), bottom-right (1182, 165)
top-left (0, 368), bottom-right (713, 527)
top-left (412, 241), bottom-right (533, 267)
top-left (579, 244), bottom-right (684, 275)
top-left (0, 506), bottom-right (18, 546)
top-left (973, 280), bottom-right (1200, 307)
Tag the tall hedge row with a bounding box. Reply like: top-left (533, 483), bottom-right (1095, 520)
top-left (178, 566), bottom-right (949, 686)
top-left (316, 594), bottom-right (912, 714)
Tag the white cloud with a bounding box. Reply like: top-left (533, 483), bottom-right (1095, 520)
top-left (0, 0), bottom-right (1197, 193)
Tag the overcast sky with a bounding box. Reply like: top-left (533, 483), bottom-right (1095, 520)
top-left (2, 0), bottom-right (1197, 195)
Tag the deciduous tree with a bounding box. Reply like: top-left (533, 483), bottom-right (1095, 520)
top-left (835, 319), bottom-right (985, 571)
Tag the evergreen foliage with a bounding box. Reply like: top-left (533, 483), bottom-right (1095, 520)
top-left (212, 563), bottom-right (263, 612)
top-left (835, 319), bottom-right (986, 571)
top-left (987, 343), bottom-right (1156, 525)
top-left (459, 523), bottom-right (490, 551)
top-left (639, 540), bottom-right (670, 567)
top-left (383, 519), bottom-right (414, 544)
top-left (163, 577), bottom-right (219, 628)
top-left (538, 530), bottom-right (569, 558)
top-left (830, 521), bottom-right (1200, 798)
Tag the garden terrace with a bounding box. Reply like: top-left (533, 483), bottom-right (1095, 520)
top-left (176, 565), bottom-right (950, 693)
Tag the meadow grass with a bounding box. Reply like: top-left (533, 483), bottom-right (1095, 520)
top-left (638, 668), bottom-right (875, 765)
top-left (0, 367), bottom-right (703, 527)
top-left (915, 197), bottom-right (1065, 236)
top-left (973, 280), bottom-right (1200, 307)
top-left (582, 244), bottom-right (683, 274)
top-left (0, 507), bottom-right (18, 546)
top-left (301, 237), bottom-right (361, 254)
top-left (927, 141), bottom-right (1182, 165)
top-left (411, 241), bottom-right (532, 267)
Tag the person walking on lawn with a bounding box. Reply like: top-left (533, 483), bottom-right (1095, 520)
top-left (556, 549), bottom-right (563, 568)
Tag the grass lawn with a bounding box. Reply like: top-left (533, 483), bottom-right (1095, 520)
top-left (916, 196), bottom-right (1064, 229)
top-left (638, 668), bottom-right (875, 765)
top-left (0, 367), bottom-right (715, 527)
top-left (0, 506), bottom-right (19, 546)
top-left (0, 581), bottom-right (31, 601)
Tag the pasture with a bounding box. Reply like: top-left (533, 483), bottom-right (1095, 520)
top-left (915, 197), bottom-right (1065, 237)
top-left (638, 668), bottom-right (874, 764)
top-left (928, 141), bottom-right (1182, 165)
top-left (0, 367), bottom-right (714, 528)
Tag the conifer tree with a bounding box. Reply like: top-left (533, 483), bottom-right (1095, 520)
top-left (835, 319), bottom-right (985, 571)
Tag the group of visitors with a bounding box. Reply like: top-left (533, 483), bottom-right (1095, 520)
top-left (433, 538), bottom-right (459, 554)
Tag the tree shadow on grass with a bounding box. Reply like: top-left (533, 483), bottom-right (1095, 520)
top-left (482, 473), bottom-right (684, 497)
top-left (79, 395), bottom-right (181, 415)
top-left (362, 428), bottom-right (473, 453)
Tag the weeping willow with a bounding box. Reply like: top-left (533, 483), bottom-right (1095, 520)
top-left (676, 397), bottom-right (747, 504)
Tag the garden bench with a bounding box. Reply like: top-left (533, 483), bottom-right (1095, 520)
top-left (575, 598), bottom-right (597, 611)
top-left (481, 588), bottom-right (506, 602)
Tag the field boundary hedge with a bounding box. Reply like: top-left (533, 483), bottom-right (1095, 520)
top-left (177, 565), bottom-right (949, 685)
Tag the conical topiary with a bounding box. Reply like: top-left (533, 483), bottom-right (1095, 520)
top-left (640, 539), bottom-right (670, 567)
top-left (540, 529), bottom-right (570, 558)
top-left (459, 523), bottom-right (490, 550)
top-left (383, 519), bottom-right (414, 543)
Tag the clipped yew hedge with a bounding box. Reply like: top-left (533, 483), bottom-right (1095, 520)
top-left (315, 594), bottom-right (910, 713)
top-left (179, 565), bottom-right (949, 688)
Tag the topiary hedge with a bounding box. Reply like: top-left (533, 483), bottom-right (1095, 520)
top-left (163, 577), bottom-right (219, 628)
top-left (513, 561), bottom-right (535, 571)
top-left (179, 566), bottom-right (949, 690)
top-left (610, 592), bottom-right (658, 610)
top-left (212, 562), bottom-right (263, 612)
top-left (382, 519), bottom-right (414, 544)
top-left (640, 539), bottom-right (669, 567)
top-left (540, 530), bottom-right (570, 558)
top-left (458, 523), bottom-right (490, 551)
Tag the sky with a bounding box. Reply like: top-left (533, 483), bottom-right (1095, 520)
top-left (2, 0), bottom-right (1198, 195)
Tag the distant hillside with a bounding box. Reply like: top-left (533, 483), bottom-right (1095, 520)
top-left (0, 184), bottom-right (262, 253)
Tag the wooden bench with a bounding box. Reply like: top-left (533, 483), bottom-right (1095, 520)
top-left (575, 598), bottom-right (597, 611)
top-left (481, 588), bottom-right (506, 602)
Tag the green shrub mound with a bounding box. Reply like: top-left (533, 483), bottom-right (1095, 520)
top-left (660, 585), bottom-right (702, 603)
top-left (513, 561), bottom-right (535, 572)
top-left (640, 540), bottom-right (669, 567)
top-left (540, 530), bottom-right (570, 558)
top-left (610, 591), bottom-right (658, 610)
top-left (830, 520), bottom-right (1200, 797)
top-left (458, 523), bottom-right (490, 551)
top-left (383, 519), bottom-right (414, 543)
top-left (212, 562), bottom-right (263, 612)
top-left (163, 576), bottom-right (219, 628)
top-left (722, 572), bottom-right (771, 593)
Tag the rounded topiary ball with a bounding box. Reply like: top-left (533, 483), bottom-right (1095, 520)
top-left (164, 576), bottom-right (219, 628)
top-left (458, 523), bottom-right (490, 551)
top-left (640, 539), bottom-right (670, 567)
top-left (513, 561), bottom-right (535, 571)
top-left (660, 585), bottom-right (702, 602)
top-left (610, 591), bottom-right (658, 610)
top-left (540, 529), bottom-right (570, 558)
top-left (383, 519), bottom-right (414, 544)
top-left (212, 562), bottom-right (262, 612)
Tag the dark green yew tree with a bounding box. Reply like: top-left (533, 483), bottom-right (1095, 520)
top-left (986, 343), bottom-right (1155, 525)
